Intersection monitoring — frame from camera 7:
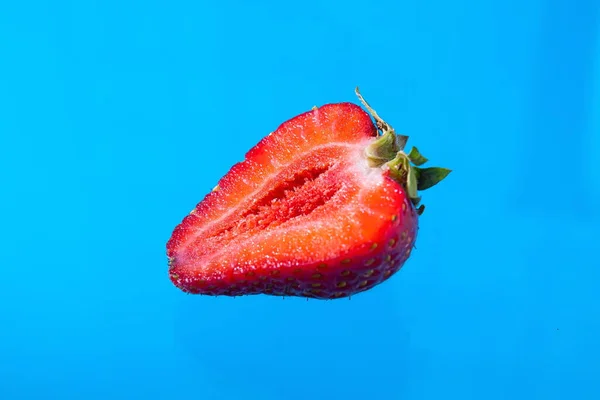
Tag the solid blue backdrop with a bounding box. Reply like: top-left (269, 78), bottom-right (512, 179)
top-left (1, 0), bottom-right (598, 399)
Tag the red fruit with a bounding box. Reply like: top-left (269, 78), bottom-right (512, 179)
top-left (167, 88), bottom-right (450, 299)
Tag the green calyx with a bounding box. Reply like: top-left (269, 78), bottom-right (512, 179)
top-left (356, 87), bottom-right (451, 215)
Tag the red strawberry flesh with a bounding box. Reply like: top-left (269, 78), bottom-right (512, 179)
top-left (167, 90), bottom-right (449, 299)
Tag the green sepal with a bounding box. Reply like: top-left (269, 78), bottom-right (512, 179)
top-left (364, 130), bottom-right (399, 167)
top-left (385, 152), bottom-right (408, 181)
top-left (415, 167), bottom-right (452, 190)
top-left (355, 87), bottom-right (451, 216)
top-left (395, 134), bottom-right (409, 152)
top-left (406, 162), bottom-right (419, 199)
top-left (407, 146), bottom-right (428, 166)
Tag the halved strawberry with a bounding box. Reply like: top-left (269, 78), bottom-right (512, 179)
top-left (167, 88), bottom-right (450, 299)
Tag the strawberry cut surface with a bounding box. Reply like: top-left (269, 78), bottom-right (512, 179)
top-left (167, 89), bottom-right (450, 299)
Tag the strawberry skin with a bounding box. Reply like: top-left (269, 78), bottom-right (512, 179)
top-left (167, 88), bottom-right (450, 299)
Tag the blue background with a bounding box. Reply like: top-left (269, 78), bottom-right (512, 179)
top-left (1, 0), bottom-right (599, 399)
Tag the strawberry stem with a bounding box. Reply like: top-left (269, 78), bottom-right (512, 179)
top-left (355, 87), bottom-right (451, 211)
top-left (355, 87), bottom-right (409, 149)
